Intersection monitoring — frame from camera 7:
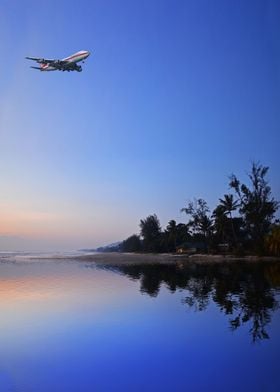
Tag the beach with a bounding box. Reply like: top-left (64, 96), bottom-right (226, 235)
top-left (76, 252), bottom-right (280, 265)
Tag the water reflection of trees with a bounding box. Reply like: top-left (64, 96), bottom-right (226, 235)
top-left (96, 262), bottom-right (280, 342)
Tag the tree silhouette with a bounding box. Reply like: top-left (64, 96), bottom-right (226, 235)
top-left (212, 204), bottom-right (229, 244)
top-left (229, 162), bottom-right (279, 254)
top-left (218, 194), bottom-right (239, 246)
top-left (162, 220), bottom-right (190, 252)
top-left (181, 198), bottom-right (213, 250)
top-left (140, 214), bottom-right (162, 252)
top-left (122, 234), bottom-right (142, 252)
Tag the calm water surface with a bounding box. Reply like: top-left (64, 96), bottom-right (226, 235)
top-left (0, 255), bottom-right (279, 391)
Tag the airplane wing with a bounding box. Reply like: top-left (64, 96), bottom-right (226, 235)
top-left (26, 56), bottom-right (55, 63)
top-left (26, 56), bottom-right (70, 67)
top-left (26, 56), bottom-right (42, 61)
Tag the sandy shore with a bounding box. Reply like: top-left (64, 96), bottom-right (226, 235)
top-left (76, 252), bottom-right (280, 265)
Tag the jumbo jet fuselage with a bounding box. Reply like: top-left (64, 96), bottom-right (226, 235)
top-left (41, 50), bottom-right (90, 71)
top-left (26, 50), bottom-right (90, 72)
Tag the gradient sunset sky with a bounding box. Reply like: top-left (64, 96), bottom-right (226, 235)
top-left (0, 0), bottom-right (279, 250)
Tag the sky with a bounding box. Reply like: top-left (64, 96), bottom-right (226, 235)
top-left (0, 0), bottom-right (280, 251)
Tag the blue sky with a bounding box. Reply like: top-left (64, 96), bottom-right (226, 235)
top-left (0, 0), bottom-right (279, 250)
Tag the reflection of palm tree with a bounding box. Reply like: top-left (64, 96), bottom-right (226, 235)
top-left (183, 263), bottom-right (279, 342)
top-left (97, 262), bottom-right (280, 343)
top-left (229, 284), bottom-right (277, 342)
top-left (218, 194), bottom-right (239, 245)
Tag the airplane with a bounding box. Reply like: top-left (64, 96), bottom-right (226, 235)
top-left (26, 50), bottom-right (90, 72)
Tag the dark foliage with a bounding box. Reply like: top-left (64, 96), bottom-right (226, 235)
top-left (140, 214), bottom-right (162, 252)
top-left (181, 198), bottom-right (213, 252)
top-left (229, 162), bottom-right (279, 254)
top-left (161, 220), bottom-right (190, 252)
top-left (121, 234), bottom-right (142, 252)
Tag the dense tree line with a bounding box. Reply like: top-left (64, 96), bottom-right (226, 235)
top-left (121, 162), bottom-right (280, 256)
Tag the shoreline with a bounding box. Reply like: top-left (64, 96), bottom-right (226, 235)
top-left (75, 252), bottom-right (280, 265)
top-left (4, 251), bottom-right (278, 265)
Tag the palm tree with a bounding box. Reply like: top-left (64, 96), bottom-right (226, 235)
top-left (212, 204), bottom-right (228, 243)
top-left (218, 194), bottom-right (239, 245)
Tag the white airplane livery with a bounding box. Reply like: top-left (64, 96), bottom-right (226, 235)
top-left (26, 50), bottom-right (90, 72)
